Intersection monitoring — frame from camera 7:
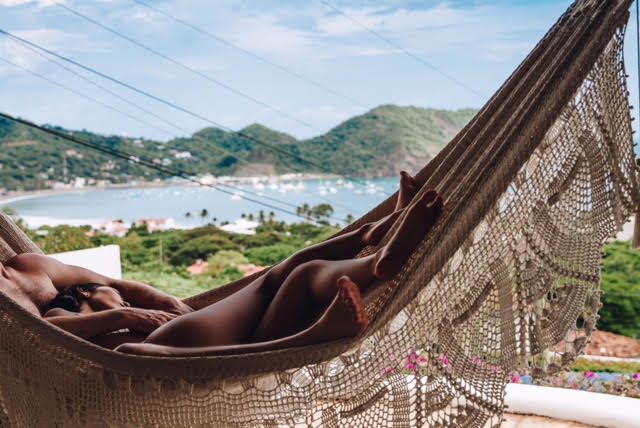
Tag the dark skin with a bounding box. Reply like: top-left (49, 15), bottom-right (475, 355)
top-left (116, 174), bottom-right (443, 356)
top-left (0, 172), bottom-right (442, 355)
top-left (0, 253), bottom-right (193, 346)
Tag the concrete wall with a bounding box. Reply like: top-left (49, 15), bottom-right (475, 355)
top-left (48, 245), bottom-right (122, 280)
top-left (505, 384), bottom-right (640, 428)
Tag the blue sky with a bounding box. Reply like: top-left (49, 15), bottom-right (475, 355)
top-left (0, 0), bottom-right (638, 142)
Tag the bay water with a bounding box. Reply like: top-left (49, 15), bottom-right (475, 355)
top-left (1, 177), bottom-right (398, 229)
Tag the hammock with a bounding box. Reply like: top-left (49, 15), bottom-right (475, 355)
top-left (0, 0), bottom-right (638, 426)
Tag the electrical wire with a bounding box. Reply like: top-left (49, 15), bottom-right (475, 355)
top-left (131, 0), bottom-right (370, 110)
top-left (2, 39), bottom-right (358, 215)
top-left (0, 61), bottom-right (358, 222)
top-left (56, 2), bottom-right (322, 134)
top-left (0, 28), bottom-right (375, 193)
top-left (128, 0), bottom-right (420, 189)
top-left (318, 0), bottom-right (486, 100)
top-left (0, 111), bottom-right (337, 224)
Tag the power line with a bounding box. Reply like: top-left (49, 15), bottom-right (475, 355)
top-left (0, 56), bottom-right (355, 221)
top-left (0, 28), bottom-right (374, 192)
top-left (0, 111), bottom-right (332, 224)
top-left (131, 0), bottom-right (370, 110)
top-left (128, 0), bottom-right (407, 186)
top-left (13, 38), bottom-right (191, 137)
top-left (56, 2), bottom-right (322, 134)
top-left (0, 56), bottom-right (176, 138)
top-left (317, 0), bottom-right (486, 100)
top-left (6, 39), bottom-right (359, 215)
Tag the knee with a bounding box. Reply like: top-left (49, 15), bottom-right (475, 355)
top-left (145, 315), bottom-right (201, 347)
top-left (290, 260), bottom-right (323, 281)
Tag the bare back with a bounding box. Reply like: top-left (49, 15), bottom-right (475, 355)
top-left (0, 254), bottom-right (58, 315)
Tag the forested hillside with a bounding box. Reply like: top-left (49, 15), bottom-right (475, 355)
top-left (0, 105), bottom-right (477, 190)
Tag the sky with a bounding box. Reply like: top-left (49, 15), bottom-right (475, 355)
top-left (0, 0), bottom-right (638, 142)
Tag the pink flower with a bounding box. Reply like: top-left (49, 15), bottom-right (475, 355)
top-left (583, 371), bottom-right (596, 379)
top-left (410, 354), bottom-right (417, 363)
top-left (418, 356), bottom-right (426, 363)
top-left (511, 374), bottom-right (520, 383)
top-left (472, 357), bottom-right (480, 365)
top-left (406, 363), bottom-right (415, 370)
top-left (633, 373), bottom-right (639, 381)
top-left (442, 356), bottom-right (449, 367)
top-left (492, 365), bottom-right (500, 373)
top-left (380, 366), bottom-right (393, 374)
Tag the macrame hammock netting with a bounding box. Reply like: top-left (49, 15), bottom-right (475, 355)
top-left (1, 0), bottom-right (639, 426)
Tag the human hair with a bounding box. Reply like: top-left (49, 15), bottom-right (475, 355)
top-left (46, 283), bottom-right (101, 313)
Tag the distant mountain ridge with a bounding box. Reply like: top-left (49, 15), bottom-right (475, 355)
top-left (0, 105), bottom-right (477, 191)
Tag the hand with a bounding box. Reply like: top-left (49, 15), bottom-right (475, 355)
top-left (158, 297), bottom-right (194, 316)
top-left (122, 308), bottom-right (178, 334)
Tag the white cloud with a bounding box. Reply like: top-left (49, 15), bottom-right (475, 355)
top-left (0, 27), bottom-right (107, 76)
top-left (0, 0), bottom-right (64, 7)
top-left (316, 4), bottom-right (468, 37)
top-left (222, 14), bottom-right (313, 55)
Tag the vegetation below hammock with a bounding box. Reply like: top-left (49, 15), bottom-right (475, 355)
top-left (0, 105), bottom-right (477, 191)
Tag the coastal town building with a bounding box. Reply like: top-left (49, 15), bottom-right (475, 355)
top-left (134, 218), bottom-right (175, 232)
top-left (100, 220), bottom-right (129, 237)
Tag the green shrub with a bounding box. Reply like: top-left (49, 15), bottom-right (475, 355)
top-left (570, 357), bottom-right (640, 373)
top-left (169, 235), bottom-right (240, 266)
top-left (231, 231), bottom-right (284, 249)
top-left (599, 240), bottom-right (640, 338)
top-left (206, 250), bottom-right (249, 276)
top-left (244, 242), bottom-right (303, 266)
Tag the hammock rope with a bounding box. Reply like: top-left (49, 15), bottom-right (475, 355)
top-left (0, 0), bottom-right (638, 426)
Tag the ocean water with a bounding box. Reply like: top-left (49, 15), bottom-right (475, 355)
top-left (1, 177), bottom-right (398, 229)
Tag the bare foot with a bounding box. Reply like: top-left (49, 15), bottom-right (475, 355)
top-left (374, 189), bottom-right (442, 280)
top-left (362, 171), bottom-right (420, 246)
top-left (395, 171), bottom-right (419, 211)
top-left (312, 276), bottom-right (369, 340)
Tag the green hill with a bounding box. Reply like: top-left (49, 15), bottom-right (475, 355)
top-left (0, 105), bottom-right (477, 191)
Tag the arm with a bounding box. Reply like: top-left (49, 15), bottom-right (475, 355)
top-left (10, 253), bottom-right (193, 315)
top-left (44, 307), bottom-right (178, 339)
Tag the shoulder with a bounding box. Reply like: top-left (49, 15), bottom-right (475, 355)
top-left (7, 253), bottom-right (60, 271)
top-left (43, 307), bottom-right (77, 318)
top-left (6, 253), bottom-right (52, 270)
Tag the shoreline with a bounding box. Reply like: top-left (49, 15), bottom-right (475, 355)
top-left (0, 173), bottom-right (351, 206)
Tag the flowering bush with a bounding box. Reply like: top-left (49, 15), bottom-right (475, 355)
top-left (379, 350), bottom-right (640, 399)
top-left (511, 370), bottom-right (640, 398)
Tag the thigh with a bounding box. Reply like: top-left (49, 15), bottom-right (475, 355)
top-left (144, 277), bottom-right (268, 348)
top-left (251, 256), bottom-right (377, 342)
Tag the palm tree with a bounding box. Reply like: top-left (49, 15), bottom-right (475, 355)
top-left (200, 208), bottom-right (209, 223)
top-left (248, 214), bottom-right (255, 221)
top-left (345, 214), bottom-right (354, 224)
top-left (185, 211), bottom-right (192, 219)
top-left (268, 211), bottom-right (275, 224)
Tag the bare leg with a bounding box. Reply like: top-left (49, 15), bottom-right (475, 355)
top-left (250, 255), bottom-right (377, 341)
top-left (116, 276), bottom-right (368, 357)
top-left (362, 171), bottom-right (419, 246)
top-left (261, 170), bottom-right (419, 295)
top-left (374, 189), bottom-right (443, 280)
top-left (115, 179), bottom-right (441, 356)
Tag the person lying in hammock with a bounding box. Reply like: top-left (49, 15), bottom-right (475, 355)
top-left (15, 172), bottom-right (442, 356)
